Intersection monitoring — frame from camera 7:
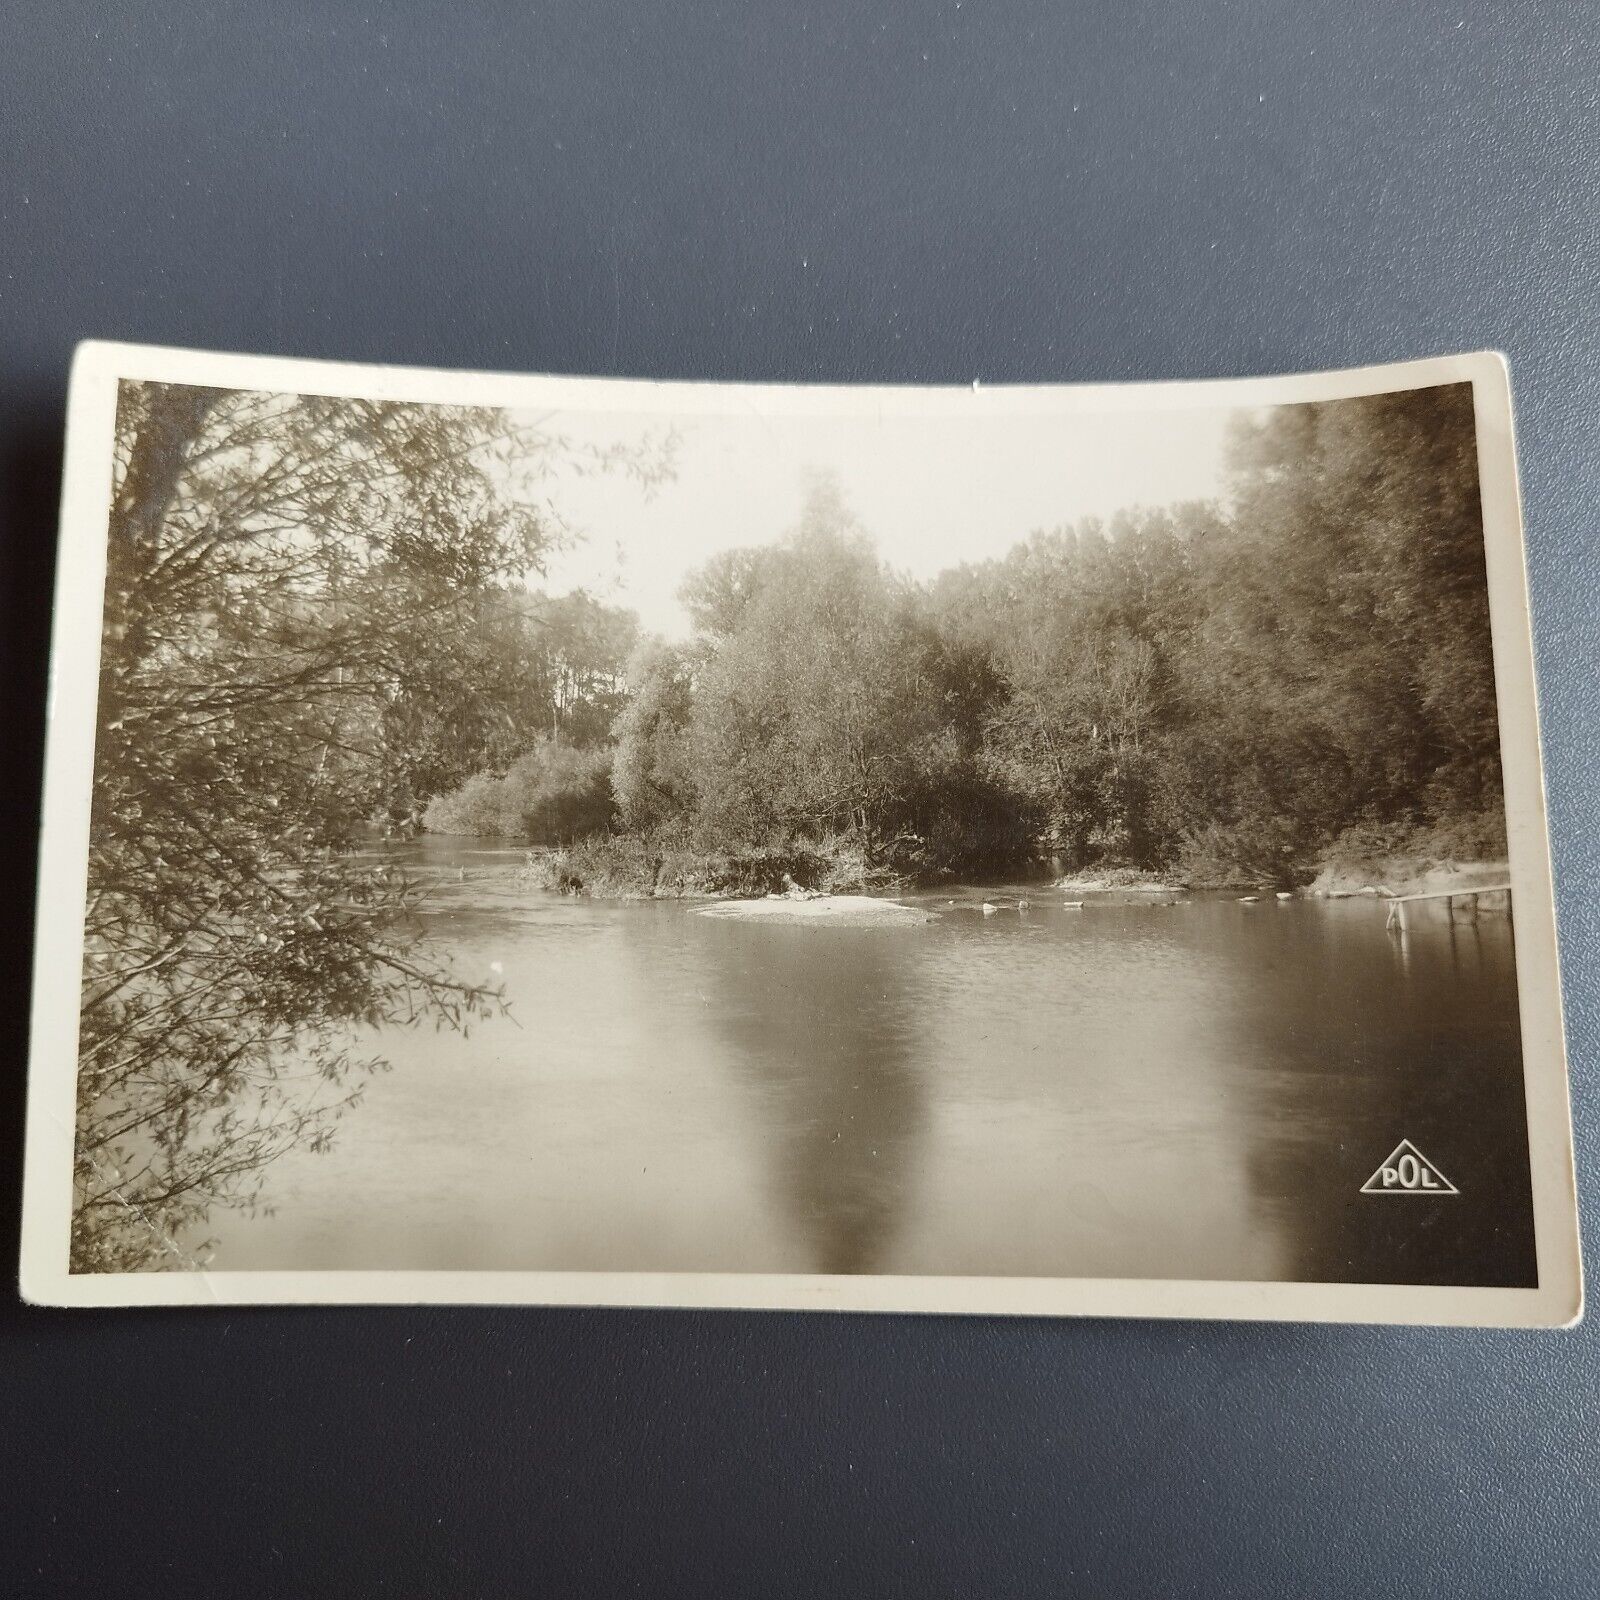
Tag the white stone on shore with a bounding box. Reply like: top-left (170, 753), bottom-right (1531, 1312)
top-left (695, 894), bottom-right (937, 926)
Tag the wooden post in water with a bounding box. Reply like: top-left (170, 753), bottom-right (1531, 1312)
top-left (1385, 882), bottom-right (1510, 935)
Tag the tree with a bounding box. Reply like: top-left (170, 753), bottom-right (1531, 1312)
top-left (1164, 384), bottom-right (1501, 875)
top-left (919, 382), bottom-right (1499, 884)
top-left (75, 380), bottom-right (611, 1269)
top-left (678, 548), bottom-right (771, 639)
top-left (1228, 384), bottom-right (1499, 815)
top-left (423, 735), bottom-right (614, 842)
top-left (685, 492), bottom-right (944, 848)
top-left (609, 639), bottom-right (700, 832)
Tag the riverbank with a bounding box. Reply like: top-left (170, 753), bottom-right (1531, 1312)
top-left (1050, 811), bottom-right (1510, 899)
top-left (497, 809), bottom-right (1510, 905)
top-left (1305, 812), bottom-right (1511, 899)
top-left (1307, 857), bottom-right (1511, 900)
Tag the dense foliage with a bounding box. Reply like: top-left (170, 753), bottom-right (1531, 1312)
top-left (422, 735), bottom-right (614, 842)
top-left (592, 384), bottom-right (1503, 887)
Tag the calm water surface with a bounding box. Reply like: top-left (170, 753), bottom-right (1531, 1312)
top-left (207, 839), bottom-right (1536, 1285)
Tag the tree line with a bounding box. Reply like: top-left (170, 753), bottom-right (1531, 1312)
top-left (433, 383), bottom-right (1505, 890)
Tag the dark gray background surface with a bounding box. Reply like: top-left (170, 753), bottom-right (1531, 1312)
top-left (3, 3), bottom-right (1597, 1594)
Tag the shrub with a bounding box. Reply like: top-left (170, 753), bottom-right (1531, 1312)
top-left (520, 832), bottom-right (899, 899)
top-left (1175, 815), bottom-right (1317, 888)
top-left (424, 736), bottom-right (614, 843)
top-left (610, 640), bottom-right (698, 831)
top-left (1318, 808), bottom-right (1508, 883)
top-left (421, 769), bottom-right (521, 837)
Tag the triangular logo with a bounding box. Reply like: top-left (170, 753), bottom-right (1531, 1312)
top-left (1360, 1139), bottom-right (1458, 1195)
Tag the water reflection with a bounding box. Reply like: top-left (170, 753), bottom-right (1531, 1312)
top-left (883, 895), bottom-right (1294, 1281)
top-left (1206, 896), bottom-right (1535, 1288)
top-left (697, 927), bottom-right (930, 1273)
top-left (200, 846), bottom-right (1537, 1289)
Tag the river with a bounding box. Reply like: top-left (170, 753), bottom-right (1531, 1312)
top-left (205, 838), bottom-right (1537, 1287)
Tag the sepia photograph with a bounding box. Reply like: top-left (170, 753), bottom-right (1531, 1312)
top-left (20, 344), bottom-right (1580, 1323)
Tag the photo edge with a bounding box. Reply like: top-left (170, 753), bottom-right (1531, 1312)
top-left (24, 346), bottom-right (1577, 1326)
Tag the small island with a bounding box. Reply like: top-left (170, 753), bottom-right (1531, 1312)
top-left (696, 895), bottom-right (937, 926)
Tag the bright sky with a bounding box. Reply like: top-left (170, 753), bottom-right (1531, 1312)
top-left (517, 403), bottom-right (1247, 639)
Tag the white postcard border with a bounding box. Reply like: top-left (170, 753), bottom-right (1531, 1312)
top-left (19, 343), bottom-right (1583, 1325)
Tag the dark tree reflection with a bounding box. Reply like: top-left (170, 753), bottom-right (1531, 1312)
top-left (701, 926), bottom-right (930, 1274)
top-left (1219, 901), bottom-right (1536, 1288)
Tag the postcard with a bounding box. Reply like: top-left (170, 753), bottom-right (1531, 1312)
top-left (19, 343), bottom-right (1581, 1324)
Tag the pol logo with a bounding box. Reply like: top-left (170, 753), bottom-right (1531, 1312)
top-left (1360, 1139), bottom-right (1458, 1195)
